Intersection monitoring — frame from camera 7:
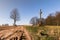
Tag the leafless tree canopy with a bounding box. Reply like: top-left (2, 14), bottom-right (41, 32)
top-left (30, 17), bottom-right (38, 26)
top-left (10, 8), bottom-right (20, 25)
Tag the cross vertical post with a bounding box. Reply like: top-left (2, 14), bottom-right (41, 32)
top-left (39, 9), bottom-right (42, 26)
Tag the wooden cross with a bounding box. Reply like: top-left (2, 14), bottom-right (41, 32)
top-left (40, 9), bottom-right (42, 21)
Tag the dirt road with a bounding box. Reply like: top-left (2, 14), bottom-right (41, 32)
top-left (0, 26), bottom-right (32, 40)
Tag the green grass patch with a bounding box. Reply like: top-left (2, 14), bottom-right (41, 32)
top-left (25, 26), bottom-right (39, 34)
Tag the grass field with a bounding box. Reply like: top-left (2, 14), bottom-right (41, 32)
top-left (25, 26), bottom-right (60, 40)
top-left (0, 26), bottom-right (60, 40)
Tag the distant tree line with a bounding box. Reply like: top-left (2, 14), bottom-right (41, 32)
top-left (45, 12), bottom-right (60, 26)
top-left (30, 11), bottom-right (60, 26)
top-left (30, 17), bottom-right (45, 26)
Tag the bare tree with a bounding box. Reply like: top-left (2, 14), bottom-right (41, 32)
top-left (10, 8), bottom-right (20, 26)
top-left (30, 17), bottom-right (38, 26)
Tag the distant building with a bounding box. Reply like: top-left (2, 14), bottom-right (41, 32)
top-left (2, 24), bottom-right (9, 26)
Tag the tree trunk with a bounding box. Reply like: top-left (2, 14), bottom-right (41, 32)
top-left (57, 20), bottom-right (58, 26)
top-left (14, 19), bottom-right (16, 26)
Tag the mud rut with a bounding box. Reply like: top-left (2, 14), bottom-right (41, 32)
top-left (0, 26), bottom-right (32, 40)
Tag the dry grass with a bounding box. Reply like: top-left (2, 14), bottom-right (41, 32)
top-left (45, 26), bottom-right (60, 30)
top-left (0, 26), bottom-right (60, 40)
top-left (0, 26), bottom-right (17, 31)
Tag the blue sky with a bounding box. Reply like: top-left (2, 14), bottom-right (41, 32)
top-left (0, 0), bottom-right (60, 25)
